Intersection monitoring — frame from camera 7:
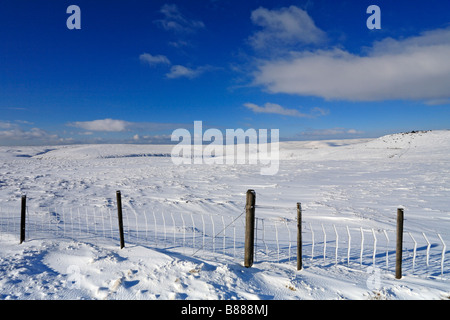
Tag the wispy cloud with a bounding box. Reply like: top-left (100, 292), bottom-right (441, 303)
top-left (0, 107), bottom-right (29, 111)
top-left (244, 102), bottom-right (328, 118)
top-left (297, 128), bottom-right (365, 140)
top-left (139, 53), bottom-right (171, 66)
top-left (425, 99), bottom-right (450, 106)
top-left (165, 65), bottom-right (214, 79)
top-left (253, 27), bottom-right (450, 103)
top-left (142, 5), bottom-right (214, 80)
top-left (301, 128), bottom-right (363, 136)
top-left (140, 54), bottom-right (213, 80)
top-left (155, 4), bottom-right (205, 34)
top-left (69, 119), bottom-right (190, 133)
top-left (249, 6), bottom-right (326, 51)
top-left (166, 65), bottom-right (199, 79)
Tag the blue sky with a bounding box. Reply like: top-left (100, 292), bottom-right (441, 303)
top-left (0, 0), bottom-right (449, 145)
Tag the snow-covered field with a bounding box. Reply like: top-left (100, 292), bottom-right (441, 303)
top-left (0, 130), bottom-right (449, 300)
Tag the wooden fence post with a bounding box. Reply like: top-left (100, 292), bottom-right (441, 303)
top-left (20, 195), bottom-right (26, 244)
top-left (395, 208), bottom-right (404, 279)
top-left (297, 202), bottom-right (302, 271)
top-left (244, 190), bottom-right (256, 268)
top-left (116, 190), bottom-right (125, 249)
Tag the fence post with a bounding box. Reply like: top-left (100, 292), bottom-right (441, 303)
top-left (297, 202), bottom-right (302, 271)
top-left (20, 195), bottom-right (26, 244)
top-left (116, 190), bottom-right (125, 249)
top-left (395, 208), bottom-right (404, 279)
top-left (244, 189), bottom-right (256, 268)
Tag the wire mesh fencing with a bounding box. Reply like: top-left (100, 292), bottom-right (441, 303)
top-left (0, 204), bottom-right (448, 279)
top-left (296, 221), bottom-right (448, 278)
top-left (0, 205), bottom-right (250, 262)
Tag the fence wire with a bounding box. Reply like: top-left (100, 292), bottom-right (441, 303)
top-left (0, 205), bottom-right (448, 279)
top-left (0, 205), bottom-right (249, 262)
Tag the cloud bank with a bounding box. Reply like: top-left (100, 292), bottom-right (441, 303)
top-left (252, 27), bottom-right (450, 103)
top-left (69, 119), bottom-right (189, 133)
top-left (0, 121), bottom-right (68, 146)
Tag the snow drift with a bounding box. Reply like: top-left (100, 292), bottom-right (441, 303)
top-left (0, 130), bottom-right (449, 300)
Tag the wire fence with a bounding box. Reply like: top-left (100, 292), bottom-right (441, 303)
top-left (298, 222), bottom-right (448, 278)
top-left (0, 203), bottom-right (448, 279)
top-left (0, 205), bottom-right (249, 260)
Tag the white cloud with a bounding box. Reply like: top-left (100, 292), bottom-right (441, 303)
top-left (253, 27), bottom-right (450, 103)
top-left (425, 99), bottom-right (450, 106)
top-left (249, 6), bottom-right (326, 50)
top-left (168, 40), bottom-right (190, 48)
top-left (71, 119), bottom-right (130, 132)
top-left (244, 102), bottom-right (328, 118)
top-left (0, 127), bottom-right (52, 139)
top-left (166, 65), bottom-right (197, 79)
top-left (139, 53), bottom-right (171, 66)
top-left (132, 134), bottom-right (172, 144)
top-left (0, 120), bottom-right (189, 146)
top-left (155, 4), bottom-right (204, 34)
top-left (69, 119), bottom-right (190, 133)
top-left (245, 102), bottom-right (304, 117)
top-left (0, 124), bottom-right (67, 145)
top-left (166, 65), bottom-right (211, 79)
top-left (0, 121), bottom-right (15, 129)
top-left (300, 128), bottom-right (364, 138)
top-left (139, 54), bottom-right (212, 80)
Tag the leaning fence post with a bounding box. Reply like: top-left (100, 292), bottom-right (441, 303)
top-left (244, 189), bottom-right (256, 268)
top-left (20, 195), bottom-right (26, 244)
top-left (395, 208), bottom-right (404, 279)
top-left (297, 202), bottom-right (302, 271)
top-left (423, 232), bottom-right (430, 268)
top-left (437, 234), bottom-right (446, 277)
top-left (116, 190), bottom-right (125, 249)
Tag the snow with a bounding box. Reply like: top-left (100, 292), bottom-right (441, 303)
top-left (0, 130), bottom-right (449, 300)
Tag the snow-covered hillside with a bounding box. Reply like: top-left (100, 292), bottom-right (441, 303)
top-left (0, 130), bottom-right (449, 300)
